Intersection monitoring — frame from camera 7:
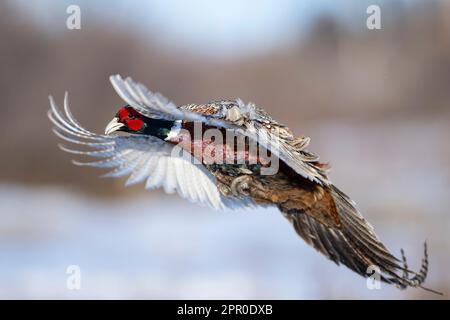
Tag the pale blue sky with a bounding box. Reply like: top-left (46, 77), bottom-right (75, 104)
top-left (11, 0), bottom-right (422, 57)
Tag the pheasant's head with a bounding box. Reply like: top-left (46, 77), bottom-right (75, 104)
top-left (105, 105), bottom-right (176, 140)
top-left (105, 106), bottom-right (146, 135)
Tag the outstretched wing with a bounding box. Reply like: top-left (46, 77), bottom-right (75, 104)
top-left (109, 74), bottom-right (207, 123)
top-left (48, 93), bottom-right (226, 210)
top-left (110, 74), bottom-right (330, 185)
top-left (283, 184), bottom-right (430, 289)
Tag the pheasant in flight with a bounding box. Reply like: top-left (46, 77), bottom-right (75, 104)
top-left (48, 74), bottom-right (436, 292)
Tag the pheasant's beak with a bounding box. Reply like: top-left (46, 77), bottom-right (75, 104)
top-left (105, 117), bottom-right (124, 135)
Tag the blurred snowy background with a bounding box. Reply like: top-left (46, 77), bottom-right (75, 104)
top-left (0, 0), bottom-right (449, 299)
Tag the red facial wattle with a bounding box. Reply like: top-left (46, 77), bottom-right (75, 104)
top-left (126, 118), bottom-right (144, 131)
top-left (118, 106), bottom-right (144, 132)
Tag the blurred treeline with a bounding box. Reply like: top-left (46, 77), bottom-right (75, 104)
top-left (1, 1), bottom-right (450, 194)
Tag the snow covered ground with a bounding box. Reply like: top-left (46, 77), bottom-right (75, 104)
top-left (0, 118), bottom-right (448, 299)
top-left (0, 183), bottom-right (446, 299)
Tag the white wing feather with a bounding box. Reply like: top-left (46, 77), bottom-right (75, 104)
top-left (110, 74), bottom-right (205, 122)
